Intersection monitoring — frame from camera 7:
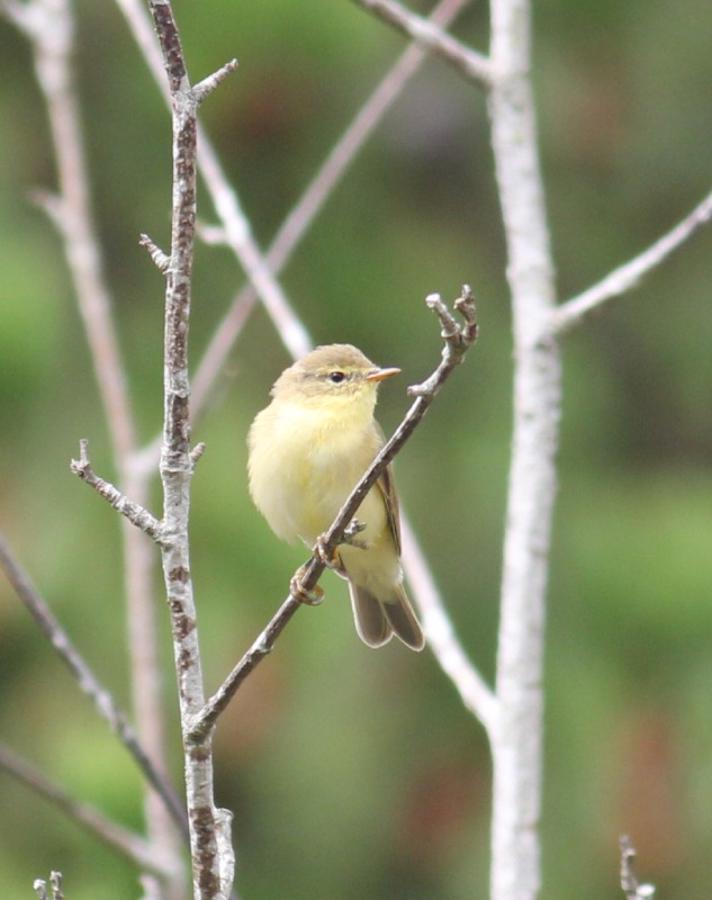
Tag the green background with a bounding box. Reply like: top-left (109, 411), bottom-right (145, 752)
top-left (1, 1), bottom-right (711, 897)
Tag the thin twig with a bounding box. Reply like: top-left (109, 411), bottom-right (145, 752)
top-left (2, 0), bottom-right (136, 466)
top-left (0, 743), bottom-right (177, 879)
top-left (352, 0), bottom-right (493, 88)
top-left (147, 2), bottom-right (235, 896)
top-left (619, 836), bottom-right (656, 900)
top-left (551, 190), bottom-right (712, 335)
top-left (0, 533), bottom-right (189, 842)
top-left (49, 873), bottom-right (64, 900)
top-left (188, 286), bottom-right (479, 743)
top-left (139, 232), bottom-right (171, 274)
top-left (70, 440), bottom-right (165, 543)
top-left (192, 59), bottom-right (239, 104)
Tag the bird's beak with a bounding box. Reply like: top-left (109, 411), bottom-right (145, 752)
top-left (366, 366), bottom-right (401, 383)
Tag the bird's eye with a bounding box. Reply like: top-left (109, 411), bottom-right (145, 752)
top-left (328, 371), bottom-right (346, 384)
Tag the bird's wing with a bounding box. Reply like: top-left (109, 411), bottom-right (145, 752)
top-left (376, 463), bottom-right (402, 558)
top-left (372, 420), bottom-right (401, 557)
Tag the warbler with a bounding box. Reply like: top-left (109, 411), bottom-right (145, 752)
top-left (247, 344), bottom-right (425, 651)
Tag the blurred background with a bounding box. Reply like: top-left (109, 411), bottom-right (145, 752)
top-left (1, 0), bottom-right (711, 897)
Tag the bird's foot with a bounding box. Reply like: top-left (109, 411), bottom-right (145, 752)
top-left (290, 566), bottom-right (324, 606)
top-left (342, 518), bottom-right (368, 550)
top-left (313, 536), bottom-right (343, 570)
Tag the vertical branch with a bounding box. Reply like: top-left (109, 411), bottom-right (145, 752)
top-left (1, 0), bottom-right (182, 888)
top-left (147, 2), bottom-right (236, 897)
top-left (487, 2), bottom-right (560, 900)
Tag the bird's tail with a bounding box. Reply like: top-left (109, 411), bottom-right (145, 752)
top-left (348, 580), bottom-right (425, 651)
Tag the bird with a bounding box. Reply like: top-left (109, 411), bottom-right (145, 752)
top-left (247, 344), bottom-right (425, 651)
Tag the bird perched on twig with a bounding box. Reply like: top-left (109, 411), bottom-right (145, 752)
top-left (248, 344), bottom-right (424, 651)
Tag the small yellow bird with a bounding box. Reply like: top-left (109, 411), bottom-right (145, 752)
top-left (247, 344), bottom-right (425, 651)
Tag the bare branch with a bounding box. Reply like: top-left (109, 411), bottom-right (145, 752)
top-left (139, 232), bottom-right (171, 274)
top-left (5, 0), bottom-right (137, 465)
top-left (189, 442), bottom-right (207, 465)
top-left (551, 190), bottom-right (712, 335)
top-left (191, 58), bottom-right (238, 105)
top-left (619, 836), bottom-right (656, 900)
top-left (1, 0), bottom-right (48, 39)
top-left (0, 534), bottom-right (189, 841)
top-left (0, 744), bottom-right (178, 879)
top-left (50, 873), bottom-right (65, 900)
top-left (487, 0), bottom-right (560, 897)
top-left (408, 286), bottom-right (479, 395)
top-left (187, 287), bottom-right (479, 742)
top-left (352, 0), bottom-right (493, 88)
top-left (28, 187), bottom-right (65, 228)
top-left (49, 873), bottom-right (63, 900)
top-left (196, 221), bottom-right (228, 246)
top-left (147, 1), bottom-right (233, 895)
top-left (264, 0), bottom-right (472, 294)
top-left (70, 440), bottom-right (165, 543)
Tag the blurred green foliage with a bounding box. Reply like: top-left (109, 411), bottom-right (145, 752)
top-left (1, 0), bottom-right (711, 897)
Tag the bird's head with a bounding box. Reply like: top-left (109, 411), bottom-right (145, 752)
top-left (271, 344), bottom-right (400, 411)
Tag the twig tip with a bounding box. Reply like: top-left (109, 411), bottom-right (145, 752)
top-left (192, 58), bottom-right (239, 105)
top-left (70, 438), bottom-right (90, 475)
top-left (139, 233), bottom-right (170, 274)
top-left (190, 442), bottom-right (207, 465)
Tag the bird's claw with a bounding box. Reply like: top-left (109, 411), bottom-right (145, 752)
top-left (290, 568), bottom-right (324, 606)
top-left (313, 536), bottom-right (342, 569)
top-left (343, 518), bottom-right (368, 550)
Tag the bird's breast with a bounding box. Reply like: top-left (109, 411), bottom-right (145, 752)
top-left (248, 399), bottom-right (385, 546)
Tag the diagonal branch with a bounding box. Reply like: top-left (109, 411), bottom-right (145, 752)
top-left (551, 190), bottom-right (712, 335)
top-left (187, 286), bottom-right (480, 743)
top-left (70, 440), bottom-right (165, 543)
top-left (0, 533), bottom-right (189, 842)
top-left (351, 0), bottom-right (493, 88)
top-left (2, 0), bottom-right (136, 467)
top-left (0, 743), bottom-right (178, 880)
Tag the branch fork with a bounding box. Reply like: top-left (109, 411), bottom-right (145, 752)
top-left (191, 59), bottom-right (238, 105)
top-left (70, 439), bottom-right (166, 544)
top-left (409, 285), bottom-right (478, 397)
top-left (33, 871), bottom-right (64, 900)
